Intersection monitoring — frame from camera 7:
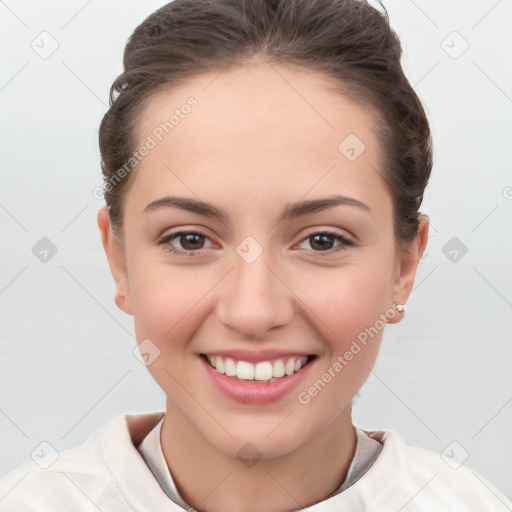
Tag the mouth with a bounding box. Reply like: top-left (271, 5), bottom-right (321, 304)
top-left (200, 353), bottom-right (317, 383)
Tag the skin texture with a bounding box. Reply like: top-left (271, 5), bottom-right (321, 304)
top-left (97, 58), bottom-right (429, 511)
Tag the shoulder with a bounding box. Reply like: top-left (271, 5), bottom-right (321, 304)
top-left (312, 429), bottom-right (511, 511)
top-left (359, 429), bottom-right (512, 511)
top-left (0, 412), bottom-right (165, 512)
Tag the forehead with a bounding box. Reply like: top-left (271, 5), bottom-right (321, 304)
top-left (127, 60), bottom-right (388, 216)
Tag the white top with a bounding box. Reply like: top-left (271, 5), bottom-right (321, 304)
top-left (137, 415), bottom-right (383, 508)
top-left (1, 411), bottom-right (511, 511)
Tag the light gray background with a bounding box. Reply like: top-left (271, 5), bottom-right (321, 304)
top-left (1, 0), bottom-right (511, 501)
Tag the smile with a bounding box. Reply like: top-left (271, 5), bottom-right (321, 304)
top-left (200, 354), bottom-right (316, 383)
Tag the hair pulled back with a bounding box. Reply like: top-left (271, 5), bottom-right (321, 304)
top-left (99, 0), bottom-right (432, 248)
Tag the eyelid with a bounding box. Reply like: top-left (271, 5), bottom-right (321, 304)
top-left (298, 226), bottom-right (354, 243)
top-left (159, 226), bottom-right (211, 239)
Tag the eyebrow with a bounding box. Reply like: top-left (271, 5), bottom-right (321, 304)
top-left (143, 194), bottom-right (370, 223)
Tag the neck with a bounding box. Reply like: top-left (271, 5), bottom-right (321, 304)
top-left (160, 401), bottom-right (356, 512)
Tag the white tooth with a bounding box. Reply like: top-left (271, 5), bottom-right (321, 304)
top-left (210, 355), bottom-right (216, 367)
top-left (295, 356), bottom-right (308, 372)
top-left (236, 360), bottom-right (255, 380)
top-left (272, 359), bottom-right (285, 378)
top-left (215, 357), bottom-right (225, 374)
top-left (254, 361), bottom-right (273, 381)
top-left (224, 357), bottom-right (236, 377)
top-left (284, 358), bottom-right (295, 376)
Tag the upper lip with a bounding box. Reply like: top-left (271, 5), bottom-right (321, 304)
top-left (199, 349), bottom-right (316, 364)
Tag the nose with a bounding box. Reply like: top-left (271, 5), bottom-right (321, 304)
top-left (215, 247), bottom-right (294, 340)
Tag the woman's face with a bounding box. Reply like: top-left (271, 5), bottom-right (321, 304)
top-left (99, 60), bottom-right (426, 459)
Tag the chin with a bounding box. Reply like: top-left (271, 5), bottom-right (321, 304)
top-left (217, 430), bottom-right (305, 462)
top-left (203, 410), bottom-right (323, 462)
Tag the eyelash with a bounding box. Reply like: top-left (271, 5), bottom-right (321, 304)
top-left (157, 229), bottom-right (354, 258)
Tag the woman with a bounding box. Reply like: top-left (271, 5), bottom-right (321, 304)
top-left (1, 0), bottom-right (510, 510)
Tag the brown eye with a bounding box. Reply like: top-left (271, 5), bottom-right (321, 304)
top-left (298, 231), bottom-right (354, 256)
top-left (158, 230), bottom-right (213, 256)
top-left (309, 234), bottom-right (336, 251)
top-left (178, 233), bottom-right (206, 250)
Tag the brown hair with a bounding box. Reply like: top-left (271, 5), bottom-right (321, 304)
top-left (99, 0), bottom-right (432, 248)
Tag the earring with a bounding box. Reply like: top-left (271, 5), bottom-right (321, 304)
top-left (393, 302), bottom-right (405, 313)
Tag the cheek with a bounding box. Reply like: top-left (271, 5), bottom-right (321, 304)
top-left (128, 265), bottom-right (213, 394)
top-left (293, 267), bottom-right (389, 420)
top-left (128, 263), bottom-right (210, 347)
top-left (295, 263), bottom-right (392, 347)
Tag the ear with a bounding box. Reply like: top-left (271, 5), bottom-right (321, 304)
top-left (388, 215), bottom-right (429, 324)
top-left (97, 206), bottom-right (133, 316)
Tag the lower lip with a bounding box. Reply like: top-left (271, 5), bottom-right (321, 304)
top-left (201, 356), bottom-right (315, 405)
